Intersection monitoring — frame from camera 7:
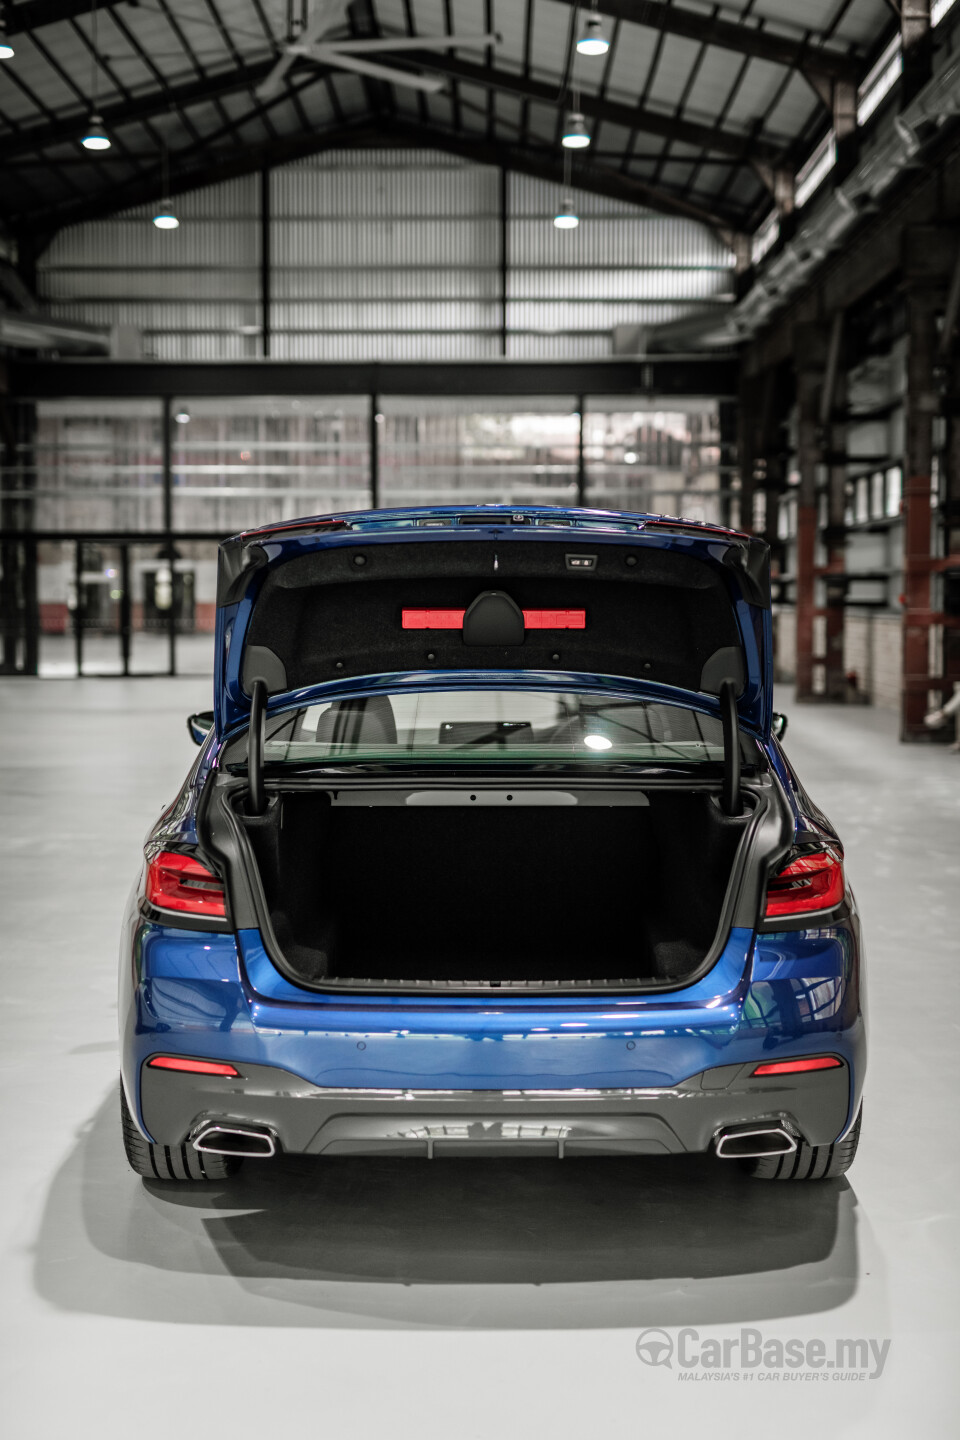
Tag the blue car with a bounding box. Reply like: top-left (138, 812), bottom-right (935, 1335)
top-left (119, 505), bottom-right (864, 1184)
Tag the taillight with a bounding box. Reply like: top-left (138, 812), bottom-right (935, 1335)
top-left (145, 851), bottom-right (226, 918)
top-left (764, 847), bottom-right (844, 918)
top-left (751, 1056), bottom-right (843, 1077)
top-left (147, 1055), bottom-right (240, 1077)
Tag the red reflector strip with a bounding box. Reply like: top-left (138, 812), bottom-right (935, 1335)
top-left (402, 609), bottom-right (465, 629)
top-left (147, 1056), bottom-right (240, 1077)
top-left (522, 609), bottom-right (585, 629)
top-left (751, 1056), bottom-right (842, 1077)
top-left (401, 608), bottom-right (585, 630)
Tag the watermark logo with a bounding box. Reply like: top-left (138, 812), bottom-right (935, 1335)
top-left (635, 1329), bottom-right (674, 1369)
top-left (635, 1328), bottom-right (891, 1382)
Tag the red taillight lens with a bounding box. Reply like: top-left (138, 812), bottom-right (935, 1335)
top-left (751, 1056), bottom-right (843, 1077)
top-left (147, 1055), bottom-right (240, 1077)
top-left (764, 848), bottom-right (844, 918)
top-left (145, 851), bottom-right (226, 917)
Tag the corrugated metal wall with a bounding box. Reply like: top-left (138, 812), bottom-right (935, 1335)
top-left (40, 176), bottom-right (261, 361)
top-left (506, 174), bottom-right (734, 360)
top-left (39, 150), bottom-right (735, 361)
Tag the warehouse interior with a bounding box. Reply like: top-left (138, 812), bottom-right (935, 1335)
top-left (1, 3), bottom-right (958, 1438)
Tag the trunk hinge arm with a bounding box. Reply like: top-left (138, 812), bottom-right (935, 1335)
top-left (719, 678), bottom-right (743, 817)
top-left (247, 679), bottom-right (267, 816)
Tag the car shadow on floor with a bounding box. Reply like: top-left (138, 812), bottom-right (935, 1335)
top-left (33, 1089), bottom-right (862, 1329)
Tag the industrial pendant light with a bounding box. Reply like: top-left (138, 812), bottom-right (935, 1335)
top-left (553, 146), bottom-right (580, 230)
top-left (553, 196), bottom-right (580, 230)
top-left (152, 200), bottom-right (179, 229)
top-left (0, 26), bottom-right (14, 60)
top-left (561, 111), bottom-right (590, 149)
top-left (152, 147), bottom-right (179, 228)
top-left (80, 1), bottom-right (110, 150)
top-left (577, 14), bottom-right (609, 57)
top-left (81, 113), bottom-right (110, 150)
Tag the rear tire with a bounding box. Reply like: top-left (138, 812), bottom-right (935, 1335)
top-left (743, 1105), bottom-right (861, 1180)
top-left (120, 1082), bottom-right (241, 1182)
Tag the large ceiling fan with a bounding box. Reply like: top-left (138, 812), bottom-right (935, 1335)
top-left (257, 0), bottom-right (500, 100)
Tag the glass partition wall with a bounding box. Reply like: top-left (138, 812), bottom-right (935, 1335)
top-left (171, 396), bottom-right (372, 532)
top-left (583, 398), bottom-right (723, 520)
top-left (1, 392), bottom-right (725, 677)
top-left (378, 396), bottom-right (580, 508)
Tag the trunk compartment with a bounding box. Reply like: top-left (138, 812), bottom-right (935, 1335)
top-left (236, 786), bottom-right (754, 990)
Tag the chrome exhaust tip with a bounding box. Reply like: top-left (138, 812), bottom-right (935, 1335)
top-left (715, 1125), bottom-right (797, 1160)
top-left (192, 1124), bottom-right (276, 1158)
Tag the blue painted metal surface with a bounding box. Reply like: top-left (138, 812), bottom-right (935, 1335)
top-left (123, 919), bottom-right (864, 1139)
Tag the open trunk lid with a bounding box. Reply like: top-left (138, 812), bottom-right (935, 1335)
top-left (213, 507), bottom-right (772, 738)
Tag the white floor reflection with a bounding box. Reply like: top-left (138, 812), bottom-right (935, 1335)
top-left (35, 1087), bottom-right (864, 1331)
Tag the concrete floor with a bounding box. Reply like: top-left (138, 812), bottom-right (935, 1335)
top-left (0, 678), bottom-right (957, 1439)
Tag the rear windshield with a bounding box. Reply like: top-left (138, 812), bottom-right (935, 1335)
top-left (224, 689), bottom-right (733, 768)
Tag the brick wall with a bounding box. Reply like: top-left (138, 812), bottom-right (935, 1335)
top-left (869, 615), bottom-right (902, 710)
top-left (843, 616), bottom-right (871, 698)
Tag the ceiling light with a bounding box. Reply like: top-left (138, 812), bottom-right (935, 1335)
top-left (0, 27), bottom-right (14, 60)
top-left (561, 111), bottom-right (591, 149)
top-left (577, 15), bottom-right (609, 57)
top-left (80, 113), bottom-right (110, 150)
top-left (174, 411), bottom-right (190, 424)
top-left (553, 196), bottom-right (580, 230)
top-left (624, 451), bottom-right (637, 464)
top-left (583, 734), bottom-right (613, 751)
top-left (152, 199), bottom-right (179, 229)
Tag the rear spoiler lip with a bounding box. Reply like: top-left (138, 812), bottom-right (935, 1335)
top-left (212, 669), bottom-right (769, 753)
top-left (230, 504), bottom-right (753, 540)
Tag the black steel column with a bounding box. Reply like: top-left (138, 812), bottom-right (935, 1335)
top-left (73, 539), bottom-right (83, 677)
top-left (0, 398), bottom-right (39, 674)
top-left (499, 167), bottom-right (508, 358)
top-left (577, 398), bottom-right (587, 508)
top-left (119, 543), bottom-right (132, 676)
top-left (162, 396), bottom-right (176, 676)
top-left (260, 165), bottom-right (272, 359)
top-left (23, 538), bottom-right (38, 676)
top-left (370, 395), bottom-right (380, 509)
top-left (718, 400), bottom-right (738, 530)
top-left (737, 364), bottom-right (758, 535)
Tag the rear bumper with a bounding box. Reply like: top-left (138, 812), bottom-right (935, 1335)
top-left (120, 911), bottom-right (865, 1153)
top-left (140, 1056), bottom-right (853, 1157)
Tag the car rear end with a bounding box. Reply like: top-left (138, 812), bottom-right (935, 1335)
top-left (119, 506), bottom-right (864, 1178)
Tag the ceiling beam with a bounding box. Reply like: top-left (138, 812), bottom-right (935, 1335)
top-left (548, 0), bottom-right (862, 83)
top-left (1, 46), bottom-right (785, 176)
top-left (381, 118), bottom-right (744, 237)
top-left (394, 51), bottom-right (785, 165)
top-left (5, 0), bottom-right (133, 32)
top-left (7, 356), bottom-right (741, 399)
top-left (8, 117), bottom-right (382, 238)
top-left (0, 55), bottom-right (280, 159)
top-left (8, 113), bottom-right (744, 247)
